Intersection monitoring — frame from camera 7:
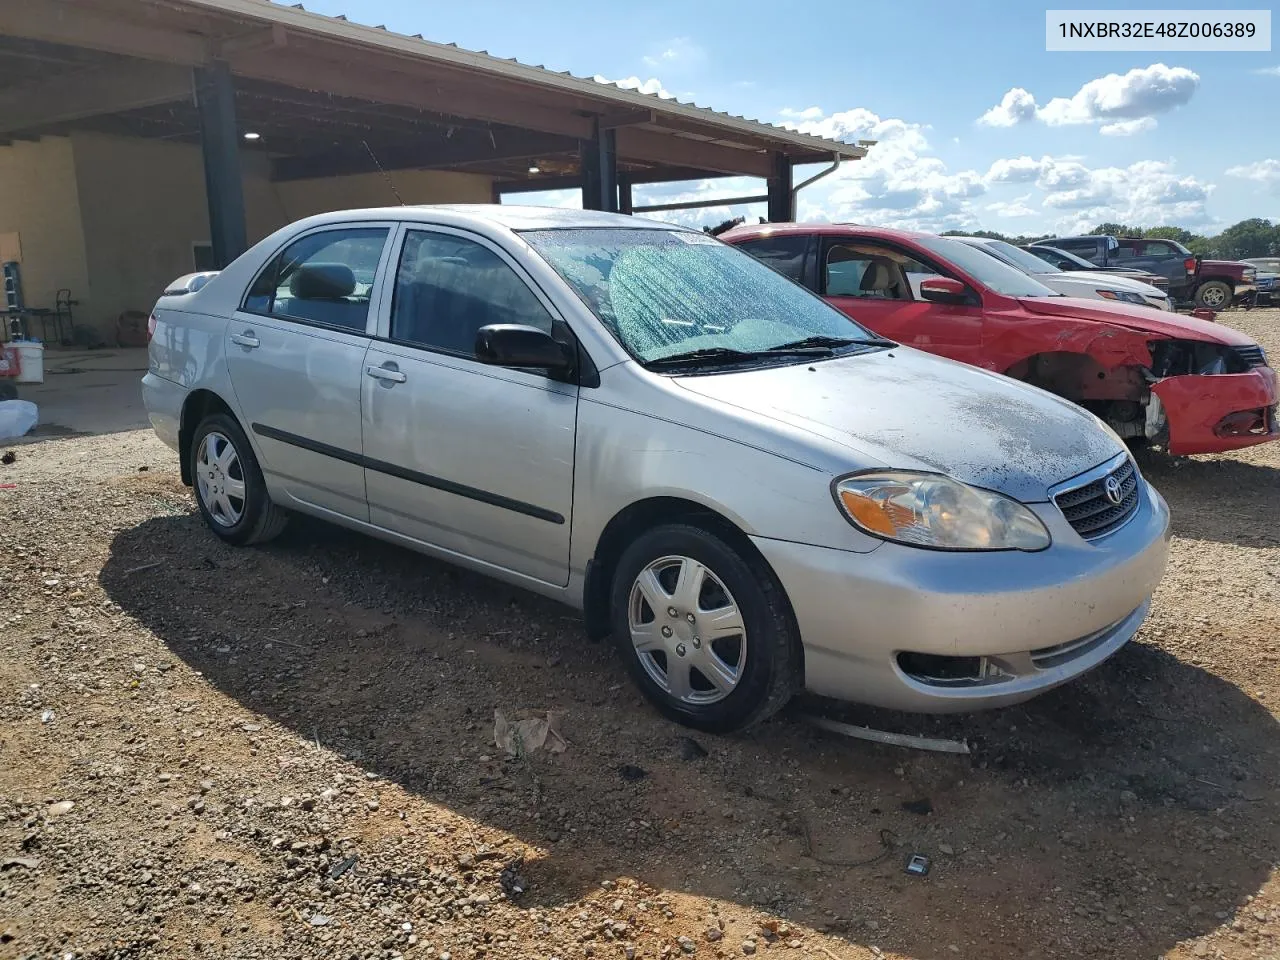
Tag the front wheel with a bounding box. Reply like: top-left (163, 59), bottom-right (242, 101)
top-left (609, 524), bottom-right (801, 733)
top-left (190, 413), bottom-right (288, 546)
top-left (1194, 280), bottom-right (1231, 310)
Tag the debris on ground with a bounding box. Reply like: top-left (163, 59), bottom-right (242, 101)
top-left (901, 798), bottom-right (934, 816)
top-left (0, 399), bottom-right (38, 440)
top-left (618, 764), bottom-right (648, 782)
top-left (493, 709), bottom-right (567, 756)
top-left (803, 714), bottom-right (971, 754)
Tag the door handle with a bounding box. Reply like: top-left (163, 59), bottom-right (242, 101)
top-left (366, 362), bottom-right (407, 384)
top-left (230, 330), bottom-right (260, 349)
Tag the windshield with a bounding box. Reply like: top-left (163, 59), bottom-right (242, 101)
top-left (522, 228), bottom-right (879, 364)
top-left (1033, 245), bottom-right (1096, 270)
top-left (983, 239), bottom-right (1064, 275)
top-left (919, 236), bottom-right (1060, 298)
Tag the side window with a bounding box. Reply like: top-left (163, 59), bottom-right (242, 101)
top-left (390, 230), bottom-right (554, 358)
top-left (825, 244), bottom-right (911, 300)
top-left (244, 227), bottom-right (389, 333)
top-left (736, 235), bottom-right (810, 285)
top-left (1059, 238), bottom-right (1102, 262)
top-left (1136, 240), bottom-right (1177, 258)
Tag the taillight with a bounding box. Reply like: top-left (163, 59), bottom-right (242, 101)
top-left (1184, 257), bottom-right (1196, 275)
top-left (147, 312), bottom-right (158, 341)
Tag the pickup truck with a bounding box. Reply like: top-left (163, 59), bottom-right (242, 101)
top-left (1030, 235), bottom-right (1256, 310)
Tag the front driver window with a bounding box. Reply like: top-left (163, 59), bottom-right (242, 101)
top-left (390, 230), bottom-right (554, 359)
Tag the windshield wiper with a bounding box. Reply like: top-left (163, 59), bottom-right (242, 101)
top-left (769, 334), bottom-right (897, 350)
top-left (646, 344), bottom-right (835, 370)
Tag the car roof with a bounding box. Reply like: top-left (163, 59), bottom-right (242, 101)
top-left (282, 204), bottom-right (681, 232)
top-left (721, 222), bottom-right (935, 243)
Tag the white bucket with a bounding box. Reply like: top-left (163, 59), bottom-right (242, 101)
top-left (15, 340), bottom-right (44, 383)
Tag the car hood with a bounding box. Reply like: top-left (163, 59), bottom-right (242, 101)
top-left (672, 348), bottom-right (1123, 502)
top-left (1044, 271), bottom-right (1163, 295)
top-left (1015, 296), bottom-right (1254, 345)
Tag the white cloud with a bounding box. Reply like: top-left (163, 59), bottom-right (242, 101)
top-left (1040, 160), bottom-right (1215, 230)
top-left (1253, 66), bottom-right (1280, 76)
top-left (986, 155), bottom-right (1050, 184)
top-left (1226, 159), bottom-right (1280, 185)
top-left (1100, 117), bottom-right (1157, 136)
top-left (977, 64), bottom-right (1196, 134)
top-left (978, 88), bottom-right (1037, 127)
top-left (642, 37), bottom-right (704, 68)
top-left (986, 196), bottom-right (1037, 218)
top-left (593, 74), bottom-right (676, 99)
top-left (778, 106), bottom-right (986, 231)
top-left (779, 106), bottom-right (825, 121)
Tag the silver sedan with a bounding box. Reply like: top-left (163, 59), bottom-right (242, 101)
top-left (143, 205), bottom-right (1170, 732)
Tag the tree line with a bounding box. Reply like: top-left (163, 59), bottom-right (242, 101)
top-left (942, 218), bottom-right (1280, 260)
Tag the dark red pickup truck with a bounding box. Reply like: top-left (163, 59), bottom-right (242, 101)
top-left (1029, 235), bottom-right (1257, 310)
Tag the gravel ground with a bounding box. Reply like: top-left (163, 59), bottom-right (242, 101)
top-left (2, 309), bottom-right (1278, 960)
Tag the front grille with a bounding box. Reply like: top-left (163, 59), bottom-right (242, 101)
top-left (1054, 457), bottom-right (1140, 540)
top-left (1148, 276), bottom-right (1170, 292)
top-left (1234, 344), bottom-right (1268, 369)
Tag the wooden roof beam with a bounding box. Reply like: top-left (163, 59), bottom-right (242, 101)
top-left (0, 0), bottom-right (212, 65)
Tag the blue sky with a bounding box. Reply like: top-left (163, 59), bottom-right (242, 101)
top-left (298, 0), bottom-right (1279, 235)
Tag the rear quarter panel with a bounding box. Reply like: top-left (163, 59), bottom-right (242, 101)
top-left (147, 298), bottom-right (239, 431)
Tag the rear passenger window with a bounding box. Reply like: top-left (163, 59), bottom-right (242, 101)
top-left (243, 227), bottom-right (389, 332)
top-left (736, 235), bottom-right (810, 284)
top-left (390, 230), bottom-right (554, 358)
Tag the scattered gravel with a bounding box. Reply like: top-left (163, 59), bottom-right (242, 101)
top-left (1, 309), bottom-right (1278, 960)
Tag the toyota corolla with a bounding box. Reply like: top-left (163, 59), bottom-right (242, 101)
top-left (144, 206), bottom-right (1170, 732)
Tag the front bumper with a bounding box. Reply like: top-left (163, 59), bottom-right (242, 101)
top-left (752, 480), bottom-right (1171, 713)
top-left (1152, 366), bottom-right (1279, 455)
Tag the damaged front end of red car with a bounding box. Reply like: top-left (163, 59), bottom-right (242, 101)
top-left (1145, 340), bottom-right (1278, 455)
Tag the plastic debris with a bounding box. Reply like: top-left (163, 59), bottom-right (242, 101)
top-left (0, 400), bottom-right (38, 441)
top-left (905, 854), bottom-right (931, 876)
top-left (493, 710), bottom-right (566, 757)
top-left (803, 714), bottom-right (970, 754)
top-left (328, 854), bottom-right (358, 880)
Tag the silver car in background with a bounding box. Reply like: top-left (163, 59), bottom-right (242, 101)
top-left (143, 206), bottom-right (1170, 732)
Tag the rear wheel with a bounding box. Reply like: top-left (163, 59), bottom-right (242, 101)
top-left (1194, 280), bottom-right (1231, 310)
top-left (190, 413), bottom-right (287, 546)
top-left (609, 524), bottom-right (801, 732)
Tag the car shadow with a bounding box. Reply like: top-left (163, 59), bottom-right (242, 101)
top-left (99, 511), bottom-right (1279, 959)
top-left (1137, 450), bottom-right (1280, 547)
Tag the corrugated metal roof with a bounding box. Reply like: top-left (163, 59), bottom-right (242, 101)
top-left (175, 0), bottom-right (864, 160)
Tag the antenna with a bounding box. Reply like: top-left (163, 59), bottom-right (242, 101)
top-left (361, 139), bottom-right (405, 205)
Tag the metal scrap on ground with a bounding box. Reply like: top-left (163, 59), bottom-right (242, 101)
top-left (803, 714), bottom-right (971, 754)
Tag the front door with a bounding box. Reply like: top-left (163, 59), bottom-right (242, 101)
top-left (361, 226), bottom-right (578, 587)
top-left (226, 223), bottom-right (394, 521)
top-left (820, 239), bottom-right (985, 367)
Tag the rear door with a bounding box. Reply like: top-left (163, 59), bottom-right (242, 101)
top-left (819, 238), bottom-right (985, 366)
top-left (226, 223), bottom-right (395, 522)
top-left (360, 225), bottom-right (578, 587)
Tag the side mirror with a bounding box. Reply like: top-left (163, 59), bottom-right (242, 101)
top-left (475, 323), bottom-right (574, 373)
top-left (919, 276), bottom-right (969, 305)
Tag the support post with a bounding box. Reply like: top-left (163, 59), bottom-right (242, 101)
top-left (194, 61), bottom-right (247, 267)
top-left (618, 177), bottom-right (633, 215)
top-left (766, 153), bottom-right (794, 223)
top-left (580, 121), bottom-right (619, 212)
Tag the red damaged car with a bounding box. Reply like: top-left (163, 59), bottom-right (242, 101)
top-left (723, 223), bottom-right (1277, 456)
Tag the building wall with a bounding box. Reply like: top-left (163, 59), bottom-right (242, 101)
top-left (0, 137), bottom-right (91, 326)
top-left (66, 134), bottom-right (491, 338)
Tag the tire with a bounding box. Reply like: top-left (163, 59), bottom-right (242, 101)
top-left (609, 523), bottom-right (802, 733)
top-left (190, 412), bottom-right (288, 546)
top-left (1194, 280), bottom-right (1232, 310)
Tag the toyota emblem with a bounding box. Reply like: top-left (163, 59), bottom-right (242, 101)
top-left (1103, 474), bottom-right (1124, 506)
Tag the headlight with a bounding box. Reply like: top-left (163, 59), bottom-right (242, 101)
top-left (1096, 289), bottom-right (1147, 305)
top-left (833, 472), bottom-right (1051, 551)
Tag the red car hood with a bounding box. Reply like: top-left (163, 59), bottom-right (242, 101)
top-left (1016, 296), bottom-right (1253, 346)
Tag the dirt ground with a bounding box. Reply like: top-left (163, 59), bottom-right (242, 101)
top-left (2, 309), bottom-right (1278, 960)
